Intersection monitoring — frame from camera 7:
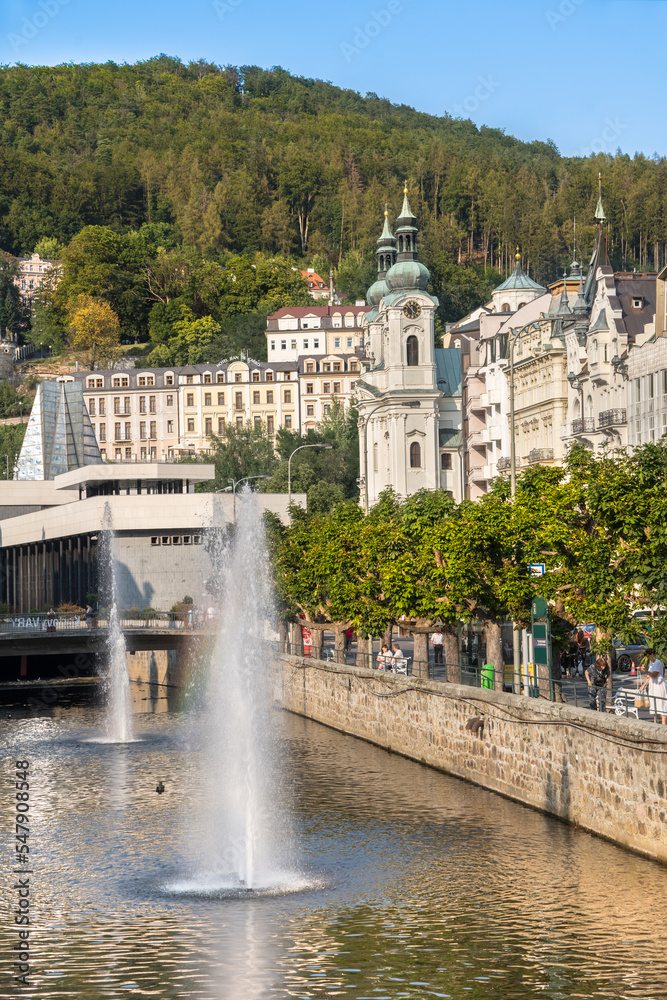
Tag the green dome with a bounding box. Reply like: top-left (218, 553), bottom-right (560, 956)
top-left (386, 259), bottom-right (430, 292)
top-left (367, 277), bottom-right (389, 307)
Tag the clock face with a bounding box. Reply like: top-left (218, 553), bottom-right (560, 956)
top-left (403, 300), bottom-right (421, 319)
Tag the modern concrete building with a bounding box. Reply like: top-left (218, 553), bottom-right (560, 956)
top-left (0, 463), bottom-right (301, 612)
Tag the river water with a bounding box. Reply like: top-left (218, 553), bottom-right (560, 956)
top-left (2, 704), bottom-right (667, 999)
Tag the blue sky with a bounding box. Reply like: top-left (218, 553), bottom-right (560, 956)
top-left (1, 0), bottom-right (665, 158)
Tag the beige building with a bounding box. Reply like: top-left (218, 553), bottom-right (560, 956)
top-left (16, 252), bottom-right (61, 299)
top-left (266, 305), bottom-right (367, 363)
top-left (71, 359), bottom-right (300, 461)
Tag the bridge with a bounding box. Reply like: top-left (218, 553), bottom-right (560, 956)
top-left (0, 612), bottom-right (214, 661)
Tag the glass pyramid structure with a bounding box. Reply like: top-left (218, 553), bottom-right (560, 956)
top-left (16, 380), bottom-right (103, 480)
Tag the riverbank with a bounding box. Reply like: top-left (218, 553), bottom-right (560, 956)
top-left (272, 653), bottom-right (667, 863)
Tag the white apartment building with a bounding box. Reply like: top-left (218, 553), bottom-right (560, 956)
top-left (16, 253), bottom-right (61, 299)
top-left (266, 305), bottom-right (367, 363)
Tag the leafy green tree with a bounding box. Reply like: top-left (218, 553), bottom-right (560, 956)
top-left (193, 421), bottom-right (278, 490)
top-left (0, 423), bottom-right (27, 480)
top-left (34, 237), bottom-right (63, 259)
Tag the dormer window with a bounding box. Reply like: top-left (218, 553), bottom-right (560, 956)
top-left (633, 297), bottom-right (643, 309)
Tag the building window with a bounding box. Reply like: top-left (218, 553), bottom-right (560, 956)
top-left (306, 383), bottom-right (314, 394)
top-left (218, 417), bottom-right (225, 433)
top-left (332, 313), bottom-right (342, 329)
top-left (323, 363), bottom-right (331, 373)
top-left (96, 379), bottom-right (103, 388)
top-left (313, 339), bottom-right (319, 349)
top-left (187, 393), bottom-right (194, 406)
top-left (167, 420), bottom-right (174, 433)
top-left (186, 376), bottom-right (193, 385)
top-left (187, 418), bottom-right (195, 432)
top-left (306, 362), bottom-right (314, 373)
top-left (281, 341), bottom-right (287, 350)
top-left (266, 391), bottom-right (273, 404)
top-left (166, 395), bottom-right (173, 406)
top-left (407, 336), bottom-right (419, 367)
top-left (291, 340), bottom-right (297, 350)
top-left (217, 372), bottom-right (225, 383)
top-left (140, 421), bottom-right (147, 440)
top-left (99, 424), bottom-right (106, 442)
top-left (410, 442), bottom-right (421, 468)
top-left (285, 414), bottom-right (292, 428)
top-left (253, 391), bottom-right (260, 404)
top-left (267, 416), bottom-right (274, 434)
top-left (166, 375), bottom-right (174, 386)
top-left (99, 399), bottom-right (105, 416)
top-left (306, 404), bottom-right (314, 416)
top-left (441, 452), bottom-right (452, 471)
top-left (204, 392), bottom-right (212, 406)
top-left (373, 442), bottom-right (378, 473)
top-left (252, 371), bottom-right (260, 382)
top-left (236, 417), bottom-right (243, 428)
top-left (270, 340), bottom-right (276, 351)
top-left (334, 337), bottom-right (341, 349)
top-left (125, 447), bottom-right (132, 460)
top-left (204, 373), bottom-right (211, 384)
top-left (284, 390), bottom-right (291, 404)
top-left (150, 421), bottom-right (156, 439)
top-left (346, 337), bottom-right (353, 348)
top-left (254, 416), bottom-right (262, 429)
top-left (333, 362), bottom-right (341, 372)
top-left (114, 397), bottom-right (121, 414)
top-left (323, 403), bottom-right (330, 416)
top-left (266, 371), bottom-right (273, 382)
top-left (284, 372), bottom-right (291, 380)
top-left (333, 382), bottom-right (341, 394)
top-left (149, 396), bottom-right (156, 413)
top-left (139, 396), bottom-right (146, 414)
top-left (114, 422), bottom-right (121, 440)
top-left (124, 397), bottom-right (131, 414)
top-left (235, 373), bottom-right (242, 383)
top-left (124, 422), bottom-right (131, 441)
top-left (303, 340), bottom-right (309, 350)
top-left (350, 361), bottom-right (358, 372)
top-left (141, 447), bottom-right (147, 460)
top-left (323, 382), bottom-right (331, 394)
top-left (218, 392), bottom-right (225, 405)
top-left (205, 418), bottom-right (212, 436)
top-left (115, 448), bottom-right (122, 459)
top-left (88, 399), bottom-right (96, 416)
top-left (87, 378), bottom-right (96, 388)
top-left (235, 392), bottom-right (243, 409)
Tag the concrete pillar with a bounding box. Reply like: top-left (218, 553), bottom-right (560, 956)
top-left (412, 632), bottom-right (429, 679)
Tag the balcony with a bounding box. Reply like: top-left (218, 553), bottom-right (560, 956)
top-left (571, 418), bottom-right (595, 435)
top-left (497, 457), bottom-right (511, 471)
top-left (598, 408), bottom-right (627, 428)
top-left (527, 448), bottom-right (554, 464)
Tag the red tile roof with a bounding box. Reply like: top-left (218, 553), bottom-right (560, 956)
top-left (269, 305), bottom-right (368, 318)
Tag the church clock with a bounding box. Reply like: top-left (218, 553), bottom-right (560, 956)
top-left (403, 300), bottom-right (421, 319)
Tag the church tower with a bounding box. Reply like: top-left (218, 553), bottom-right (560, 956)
top-left (355, 186), bottom-right (462, 510)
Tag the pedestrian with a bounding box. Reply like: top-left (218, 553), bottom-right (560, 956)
top-left (47, 607), bottom-right (56, 633)
top-left (85, 604), bottom-right (93, 629)
top-left (585, 655), bottom-right (610, 712)
top-left (344, 627), bottom-right (354, 654)
top-left (639, 649), bottom-right (667, 725)
top-left (576, 629), bottom-right (589, 675)
top-left (391, 642), bottom-right (403, 671)
top-left (376, 644), bottom-right (391, 670)
top-left (431, 629), bottom-right (445, 665)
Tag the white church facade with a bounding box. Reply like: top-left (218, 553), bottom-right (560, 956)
top-left (355, 190), bottom-right (463, 509)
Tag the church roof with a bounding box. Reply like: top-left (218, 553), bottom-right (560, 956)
top-left (435, 348), bottom-right (462, 397)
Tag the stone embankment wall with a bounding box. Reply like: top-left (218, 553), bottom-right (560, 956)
top-left (271, 654), bottom-right (667, 863)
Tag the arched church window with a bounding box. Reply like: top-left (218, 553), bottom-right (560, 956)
top-left (409, 442), bottom-right (421, 468)
top-left (501, 303), bottom-right (510, 313)
top-left (373, 442), bottom-right (378, 473)
top-left (406, 336), bottom-right (419, 367)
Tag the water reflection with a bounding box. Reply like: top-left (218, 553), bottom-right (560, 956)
top-left (0, 707), bottom-right (665, 999)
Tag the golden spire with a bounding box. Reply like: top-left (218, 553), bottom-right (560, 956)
top-left (404, 180), bottom-right (409, 195)
top-left (384, 202), bottom-right (389, 217)
top-left (515, 246), bottom-right (521, 261)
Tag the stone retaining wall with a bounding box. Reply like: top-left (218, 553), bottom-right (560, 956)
top-left (271, 654), bottom-right (667, 863)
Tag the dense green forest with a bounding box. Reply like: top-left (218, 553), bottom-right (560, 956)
top-left (1, 57), bottom-right (666, 356)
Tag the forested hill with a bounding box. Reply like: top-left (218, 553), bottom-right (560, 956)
top-left (1, 56), bottom-right (666, 321)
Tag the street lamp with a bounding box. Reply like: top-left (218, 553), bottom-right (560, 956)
top-left (287, 443), bottom-right (333, 505)
top-left (567, 370), bottom-right (586, 433)
top-left (227, 474), bottom-right (271, 521)
top-left (359, 400), bottom-right (421, 514)
top-left (611, 355), bottom-right (629, 381)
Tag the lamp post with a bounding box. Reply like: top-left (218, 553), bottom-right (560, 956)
top-left (567, 370), bottom-right (586, 433)
top-left (287, 443), bottom-right (333, 505)
top-left (360, 400), bottom-right (421, 514)
top-left (611, 355), bottom-right (629, 381)
top-left (227, 474), bottom-right (271, 521)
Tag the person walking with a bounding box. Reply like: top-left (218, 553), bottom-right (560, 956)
top-left (431, 630), bottom-right (445, 666)
top-left (585, 656), bottom-right (610, 712)
top-left (639, 649), bottom-right (667, 725)
top-left (576, 629), bottom-right (589, 675)
top-left (85, 604), bottom-right (93, 629)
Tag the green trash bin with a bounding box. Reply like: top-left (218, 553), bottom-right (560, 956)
top-left (481, 663), bottom-right (495, 689)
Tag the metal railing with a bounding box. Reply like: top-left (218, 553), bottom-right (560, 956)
top-left (497, 457), bottom-right (511, 471)
top-left (527, 448), bottom-right (554, 463)
top-left (598, 408), bottom-right (627, 428)
top-left (571, 418), bottom-right (595, 435)
top-left (0, 611), bottom-right (214, 634)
